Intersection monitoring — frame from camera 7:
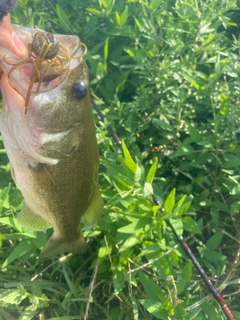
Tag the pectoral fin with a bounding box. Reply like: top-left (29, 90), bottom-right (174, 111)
top-left (17, 204), bottom-right (49, 230)
top-left (82, 188), bottom-right (104, 229)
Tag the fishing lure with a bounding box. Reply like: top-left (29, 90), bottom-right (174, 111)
top-left (5, 29), bottom-right (86, 113)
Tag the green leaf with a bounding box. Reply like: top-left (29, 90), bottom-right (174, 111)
top-left (177, 199), bottom-right (192, 217)
top-left (202, 301), bottom-right (223, 319)
top-left (134, 163), bottom-right (142, 182)
top-left (119, 235), bottom-right (140, 252)
top-left (143, 182), bottom-right (153, 197)
top-left (230, 185), bottom-right (240, 195)
top-left (199, 22), bottom-right (214, 34)
top-left (138, 299), bottom-right (168, 319)
top-left (204, 250), bottom-right (225, 263)
top-left (152, 119), bottom-right (173, 132)
top-left (198, 139), bottom-right (213, 148)
top-left (132, 296), bottom-right (139, 320)
top-left (188, 125), bottom-right (201, 143)
top-left (206, 232), bottom-right (223, 250)
top-left (0, 286), bottom-right (27, 305)
top-left (177, 279), bottom-right (186, 294)
top-left (122, 140), bottom-right (137, 173)
top-left (0, 184), bottom-right (11, 212)
top-left (146, 159), bottom-right (158, 184)
top-left (164, 188), bottom-right (176, 214)
top-left (182, 216), bottom-right (202, 234)
top-left (170, 218), bottom-right (183, 237)
top-left (138, 243), bottom-right (166, 257)
top-left (181, 261), bottom-right (192, 282)
top-left (96, 61), bottom-right (104, 80)
top-left (223, 154), bottom-right (240, 168)
top-left (33, 232), bottom-right (47, 249)
top-left (102, 0), bottom-right (111, 8)
top-left (115, 11), bottom-right (121, 25)
top-left (183, 74), bottom-right (201, 89)
top-left (116, 71), bottom-right (130, 92)
top-left (150, 0), bottom-right (162, 9)
top-left (0, 216), bottom-right (22, 232)
top-left (120, 7), bottom-right (129, 26)
top-left (9, 189), bottom-right (24, 210)
top-left (138, 271), bottom-right (166, 301)
top-left (56, 5), bottom-right (71, 33)
top-left (171, 145), bottom-right (195, 158)
top-left (226, 278), bottom-right (240, 285)
top-left (20, 304), bottom-right (38, 320)
top-left (113, 271), bottom-right (125, 294)
top-left (62, 266), bottom-right (78, 298)
top-left (98, 243), bottom-right (112, 258)
top-left (117, 219), bottom-right (150, 234)
top-left (174, 195), bottom-right (186, 215)
top-left (103, 37), bottom-right (109, 71)
top-left (2, 241), bottom-right (33, 268)
top-left (86, 8), bottom-right (103, 17)
top-left (112, 178), bottom-right (132, 192)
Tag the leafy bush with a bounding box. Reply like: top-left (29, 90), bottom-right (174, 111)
top-left (0, 0), bottom-right (239, 319)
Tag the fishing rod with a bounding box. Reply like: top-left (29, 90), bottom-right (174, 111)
top-left (91, 97), bottom-right (236, 320)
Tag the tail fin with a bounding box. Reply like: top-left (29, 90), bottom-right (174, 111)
top-left (40, 231), bottom-right (86, 258)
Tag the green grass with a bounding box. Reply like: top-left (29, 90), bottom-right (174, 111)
top-left (0, 0), bottom-right (240, 319)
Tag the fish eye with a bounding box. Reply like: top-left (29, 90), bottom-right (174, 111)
top-left (71, 81), bottom-right (88, 100)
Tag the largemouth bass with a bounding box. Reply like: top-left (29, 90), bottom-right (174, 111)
top-left (0, 15), bottom-right (103, 258)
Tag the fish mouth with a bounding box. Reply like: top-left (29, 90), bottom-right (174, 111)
top-left (0, 14), bottom-right (27, 61)
top-left (0, 14), bottom-right (85, 108)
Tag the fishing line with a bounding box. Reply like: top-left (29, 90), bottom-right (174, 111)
top-left (46, 0), bottom-right (75, 35)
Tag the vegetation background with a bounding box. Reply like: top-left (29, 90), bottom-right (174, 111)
top-left (0, 0), bottom-right (240, 319)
